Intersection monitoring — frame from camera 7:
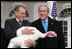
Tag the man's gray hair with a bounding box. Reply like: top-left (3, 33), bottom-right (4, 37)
top-left (9, 5), bottom-right (26, 17)
top-left (14, 5), bottom-right (26, 11)
top-left (38, 5), bottom-right (49, 12)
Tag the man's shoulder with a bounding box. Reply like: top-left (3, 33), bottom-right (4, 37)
top-left (23, 20), bottom-right (28, 22)
top-left (23, 20), bottom-right (31, 24)
top-left (5, 18), bottom-right (15, 22)
top-left (49, 17), bottom-right (61, 27)
top-left (32, 19), bottom-right (41, 27)
top-left (32, 18), bottom-right (40, 24)
top-left (48, 17), bottom-right (59, 23)
top-left (23, 20), bottom-right (32, 26)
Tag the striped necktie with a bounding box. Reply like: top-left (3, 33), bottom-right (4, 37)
top-left (19, 21), bottom-right (22, 26)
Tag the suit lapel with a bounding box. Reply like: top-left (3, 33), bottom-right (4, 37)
top-left (13, 18), bottom-right (21, 28)
top-left (47, 17), bottom-right (54, 31)
top-left (38, 19), bottom-right (46, 33)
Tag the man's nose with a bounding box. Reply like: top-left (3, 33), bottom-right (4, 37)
top-left (41, 11), bottom-right (45, 14)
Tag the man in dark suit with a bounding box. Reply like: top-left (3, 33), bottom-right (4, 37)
top-left (5, 5), bottom-right (36, 48)
top-left (1, 27), bottom-right (8, 48)
top-left (32, 5), bottom-right (65, 48)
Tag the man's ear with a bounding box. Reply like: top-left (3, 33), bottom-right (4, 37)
top-left (14, 11), bottom-right (18, 16)
top-left (14, 11), bottom-right (16, 15)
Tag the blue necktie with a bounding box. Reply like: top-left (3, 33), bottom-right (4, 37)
top-left (43, 21), bottom-right (48, 32)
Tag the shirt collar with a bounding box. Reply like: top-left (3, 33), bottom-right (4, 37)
top-left (42, 17), bottom-right (48, 23)
top-left (16, 18), bottom-right (19, 22)
top-left (41, 17), bottom-right (48, 25)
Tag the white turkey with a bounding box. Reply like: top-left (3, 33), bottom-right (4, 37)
top-left (8, 26), bottom-right (57, 48)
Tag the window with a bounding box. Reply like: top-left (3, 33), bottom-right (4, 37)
top-left (59, 8), bottom-right (71, 18)
top-left (60, 21), bottom-right (68, 47)
top-left (59, 8), bottom-right (71, 48)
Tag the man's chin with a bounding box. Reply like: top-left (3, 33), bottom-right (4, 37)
top-left (41, 18), bottom-right (46, 20)
top-left (20, 19), bottom-right (24, 21)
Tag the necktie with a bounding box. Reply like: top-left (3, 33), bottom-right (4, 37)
top-left (43, 21), bottom-right (48, 32)
top-left (19, 21), bottom-right (22, 26)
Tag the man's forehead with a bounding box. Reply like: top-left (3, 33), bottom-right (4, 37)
top-left (18, 7), bottom-right (26, 13)
top-left (39, 7), bottom-right (47, 11)
top-left (19, 7), bottom-right (25, 9)
top-left (40, 6), bottom-right (47, 9)
top-left (19, 7), bottom-right (26, 11)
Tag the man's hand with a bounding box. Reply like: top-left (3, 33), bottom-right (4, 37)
top-left (24, 39), bottom-right (36, 48)
top-left (21, 27), bottom-right (34, 35)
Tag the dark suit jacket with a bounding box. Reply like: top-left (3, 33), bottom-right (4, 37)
top-left (32, 17), bottom-right (65, 48)
top-left (5, 18), bottom-right (31, 46)
top-left (1, 28), bottom-right (8, 48)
